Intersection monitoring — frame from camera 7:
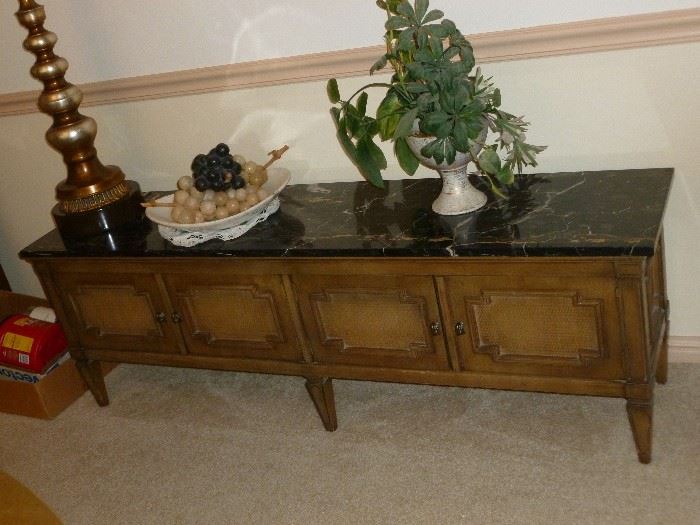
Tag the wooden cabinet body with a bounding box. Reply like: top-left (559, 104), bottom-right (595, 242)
top-left (28, 247), bottom-right (667, 463)
top-left (21, 169), bottom-right (673, 463)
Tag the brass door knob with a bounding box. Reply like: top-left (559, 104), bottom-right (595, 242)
top-left (155, 312), bottom-right (167, 324)
top-left (171, 312), bottom-right (182, 324)
top-left (430, 321), bottom-right (441, 335)
top-left (455, 321), bottom-right (466, 336)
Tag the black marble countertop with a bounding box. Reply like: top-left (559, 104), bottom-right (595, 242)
top-left (20, 168), bottom-right (673, 259)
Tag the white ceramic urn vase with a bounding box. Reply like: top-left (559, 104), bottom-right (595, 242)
top-left (405, 123), bottom-right (488, 215)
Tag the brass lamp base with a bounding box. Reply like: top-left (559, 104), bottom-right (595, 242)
top-left (52, 180), bottom-right (146, 243)
top-left (16, 1), bottom-right (147, 247)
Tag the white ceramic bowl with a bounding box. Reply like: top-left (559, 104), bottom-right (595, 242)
top-left (145, 167), bottom-right (290, 232)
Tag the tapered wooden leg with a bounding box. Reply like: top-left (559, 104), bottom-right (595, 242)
top-left (305, 377), bottom-right (337, 431)
top-left (75, 359), bottom-right (109, 407)
top-left (656, 337), bottom-right (669, 385)
top-left (626, 400), bottom-right (653, 464)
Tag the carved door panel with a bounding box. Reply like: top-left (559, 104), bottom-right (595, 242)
top-left (55, 271), bottom-right (179, 353)
top-left (163, 273), bottom-right (303, 362)
top-left (294, 275), bottom-right (450, 370)
top-left (443, 275), bottom-right (625, 379)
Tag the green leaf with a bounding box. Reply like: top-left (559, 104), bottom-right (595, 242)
top-left (422, 9), bottom-right (444, 24)
top-left (345, 106), bottom-right (360, 137)
top-left (370, 54), bottom-right (388, 74)
top-left (346, 117), bottom-right (360, 138)
top-left (365, 118), bottom-right (380, 137)
top-left (442, 46), bottom-right (460, 61)
top-left (397, 1), bottom-right (415, 21)
top-left (428, 23), bottom-right (450, 39)
top-left (394, 138), bottom-right (419, 175)
top-left (356, 92), bottom-right (368, 117)
top-left (438, 91), bottom-right (457, 114)
top-left (336, 128), bottom-right (357, 160)
top-left (496, 166), bottom-right (514, 185)
top-left (440, 19), bottom-right (456, 33)
top-left (420, 139), bottom-right (439, 161)
top-left (356, 138), bottom-right (385, 188)
top-left (366, 138), bottom-right (388, 170)
top-left (417, 29), bottom-right (429, 50)
top-left (420, 111), bottom-right (451, 138)
top-left (405, 62), bottom-right (426, 79)
top-left (387, 0), bottom-right (403, 14)
top-left (421, 111), bottom-right (449, 128)
top-left (413, 47), bottom-right (434, 60)
top-left (415, 0), bottom-right (429, 23)
top-left (330, 107), bottom-right (341, 124)
top-left (397, 27), bottom-right (416, 51)
top-left (428, 34), bottom-right (442, 55)
top-left (431, 139), bottom-right (445, 164)
top-left (492, 88), bottom-right (501, 108)
top-left (444, 139), bottom-right (457, 165)
top-left (416, 92), bottom-right (437, 111)
top-left (420, 137), bottom-right (454, 165)
top-left (459, 46), bottom-right (475, 70)
top-left (405, 82), bottom-right (429, 94)
top-left (478, 148), bottom-right (501, 175)
top-left (385, 15), bottom-right (410, 30)
top-left (326, 78), bottom-right (340, 104)
top-left (393, 107), bottom-right (419, 139)
top-left (452, 119), bottom-right (469, 152)
top-left (376, 91), bottom-right (404, 140)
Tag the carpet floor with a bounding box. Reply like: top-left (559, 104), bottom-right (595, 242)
top-left (0, 363), bottom-right (698, 524)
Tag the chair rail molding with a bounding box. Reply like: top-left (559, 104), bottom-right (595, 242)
top-left (669, 337), bottom-right (700, 363)
top-left (1, 8), bottom-right (699, 117)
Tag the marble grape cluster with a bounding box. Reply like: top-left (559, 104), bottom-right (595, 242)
top-left (170, 143), bottom-right (270, 224)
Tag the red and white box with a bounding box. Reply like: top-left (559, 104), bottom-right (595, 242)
top-left (0, 314), bottom-right (67, 373)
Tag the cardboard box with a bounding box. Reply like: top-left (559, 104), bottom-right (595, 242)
top-left (0, 352), bottom-right (70, 384)
top-left (0, 355), bottom-right (90, 419)
top-left (0, 290), bottom-right (113, 419)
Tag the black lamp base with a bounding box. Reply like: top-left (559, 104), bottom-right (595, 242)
top-left (52, 180), bottom-right (146, 244)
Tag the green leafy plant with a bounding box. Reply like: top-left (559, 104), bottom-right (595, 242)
top-left (327, 0), bottom-right (546, 192)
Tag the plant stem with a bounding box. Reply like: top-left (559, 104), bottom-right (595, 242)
top-left (341, 83), bottom-right (393, 108)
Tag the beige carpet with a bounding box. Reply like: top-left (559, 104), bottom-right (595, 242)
top-left (0, 363), bottom-right (698, 524)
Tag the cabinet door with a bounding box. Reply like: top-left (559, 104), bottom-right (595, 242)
top-left (55, 271), bottom-right (180, 353)
top-left (294, 275), bottom-right (450, 370)
top-left (443, 275), bottom-right (625, 379)
top-left (164, 273), bottom-right (303, 362)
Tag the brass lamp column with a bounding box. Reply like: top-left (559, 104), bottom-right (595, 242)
top-left (15, 0), bottom-right (144, 242)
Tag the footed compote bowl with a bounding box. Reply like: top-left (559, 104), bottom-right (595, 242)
top-left (406, 124), bottom-right (488, 215)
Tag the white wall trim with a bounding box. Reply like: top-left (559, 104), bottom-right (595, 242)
top-left (1, 8), bottom-right (699, 117)
top-left (669, 336), bottom-right (700, 363)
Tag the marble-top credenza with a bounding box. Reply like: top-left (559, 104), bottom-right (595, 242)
top-left (20, 168), bottom-right (673, 463)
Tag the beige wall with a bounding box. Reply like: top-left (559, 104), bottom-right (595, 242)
top-left (0, 3), bottom-right (698, 341)
top-left (2, 0), bottom-right (698, 92)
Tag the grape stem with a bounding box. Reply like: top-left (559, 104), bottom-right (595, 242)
top-left (263, 145), bottom-right (290, 169)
